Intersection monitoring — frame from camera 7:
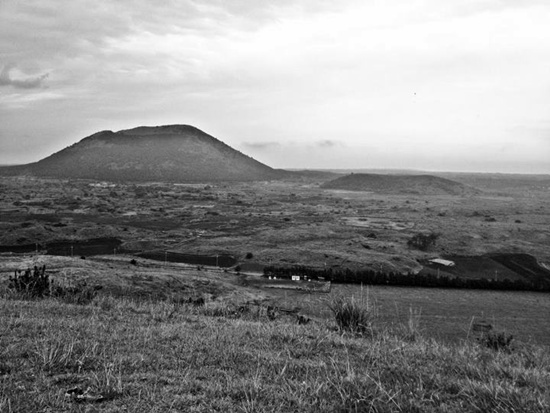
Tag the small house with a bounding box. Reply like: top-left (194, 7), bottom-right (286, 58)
top-left (429, 258), bottom-right (455, 267)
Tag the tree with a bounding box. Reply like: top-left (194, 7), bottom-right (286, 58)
top-left (407, 232), bottom-right (440, 251)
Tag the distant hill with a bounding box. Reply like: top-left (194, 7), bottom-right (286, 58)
top-left (321, 173), bottom-right (480, 195)
top-left (0, 125), bottom-right (288, 182)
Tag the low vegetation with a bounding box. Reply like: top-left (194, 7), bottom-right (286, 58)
top-left (7, 265), bottom-right (100, 305)
top-left (479, 331), bottom-right (515, 352)
top-left (1, 284), bottom-right (549, 412)
top-left (8, 265), bottom-right (50, 298)
top-left (407, 232), bottom-right (440, 251)
top-left (329, 294), bottom-right (375, 335)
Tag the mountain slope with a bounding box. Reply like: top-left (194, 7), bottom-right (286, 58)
top-left (1, 125), bottom-right (287, 182)
top-left (321, 173), bottom-right (480, 195)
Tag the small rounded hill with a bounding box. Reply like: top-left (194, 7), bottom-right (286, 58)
top-left (321, 173), bottom-right (480, 196)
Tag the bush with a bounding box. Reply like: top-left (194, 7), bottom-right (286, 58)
top-left (479, 331), bottom-right (514, 351)
top-left (8, 265), bottom-right (50, 297)
top-left (245, 252), bottom-right (253, 259)
top-left (329, 296), bottom-right (375, 335)
top-left (6, 265), bottom-right (101, 304)
top-left (407, 232), bottom-right (439, 251)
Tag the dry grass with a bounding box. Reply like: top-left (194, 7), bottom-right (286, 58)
top-left (329, 293), bottom-right (376, 335)
top-left (269, 284), bottom-right (550, 344)
top-left (1, 292), bottom-right (549, 412)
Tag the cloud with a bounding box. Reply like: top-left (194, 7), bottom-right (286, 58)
top-left (1, 0), bottom-right (549, 172)
top-left (316, 140), bottom-right (341, 148)
top-left (242, 141), bottom-right (281, 150)
top-left (0, 64), bottom-right (49, 89)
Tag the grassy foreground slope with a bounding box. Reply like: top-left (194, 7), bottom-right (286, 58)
top-left (1, 295), bottom-right (549, 412)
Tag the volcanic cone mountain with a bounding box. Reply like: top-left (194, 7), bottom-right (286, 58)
top-left (2, 125), bottom-right (287, 182)
top-left (322, 173), bottom-right (480, 195)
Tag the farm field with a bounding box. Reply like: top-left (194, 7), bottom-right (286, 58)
top-left (265, 283), bottom-right (550, 345)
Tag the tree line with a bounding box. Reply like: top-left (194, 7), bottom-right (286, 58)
top-left (263, 265), bottom-right (550, 292)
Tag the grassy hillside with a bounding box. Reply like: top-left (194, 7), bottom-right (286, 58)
top-left (1, 288), bottom-right (549, 411)
top-left (322, 173), bottom-right (480, 196)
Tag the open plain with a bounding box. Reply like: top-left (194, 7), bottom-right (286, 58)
top-left (1, 172), bottom-right (549, 345)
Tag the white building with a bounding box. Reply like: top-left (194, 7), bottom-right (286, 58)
top-left (429, 258), bottom-right (455, 267)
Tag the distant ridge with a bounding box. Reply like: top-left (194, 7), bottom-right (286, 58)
top-left (322, 173), bottom-right (480, 195)
top-left (0, 125), bottom-right (288, 182)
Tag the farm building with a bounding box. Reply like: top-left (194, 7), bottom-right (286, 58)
top-left (429, 258), bottom-right (455, 267)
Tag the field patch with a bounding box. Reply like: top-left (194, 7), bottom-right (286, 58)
top-left (421, 253), bottom-right (550, 284)
top-left (267, 284), bottom-right (550, 344)
top-left (342, 216), bottom-right (414, 230)
top-left (0, 238), bottom-right (123, 256)
top-left (138, 250), bottom-right (237, 267)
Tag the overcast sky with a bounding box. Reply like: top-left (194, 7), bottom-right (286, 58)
top-left (1, 0), bottom-right (549, 173)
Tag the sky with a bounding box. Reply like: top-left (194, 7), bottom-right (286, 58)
top-left (1, 0), bottom-right (549, 173)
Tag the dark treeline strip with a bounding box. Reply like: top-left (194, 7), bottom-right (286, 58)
top-left (137, 251), bottom-right (236, 268)
top-left (263, 265), bottom-right (550, 292)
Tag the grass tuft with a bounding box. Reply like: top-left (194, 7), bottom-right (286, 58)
top-left (329, 295), bottom-right (376, 335)
top-left (90, 358), bottom-right (124, 401)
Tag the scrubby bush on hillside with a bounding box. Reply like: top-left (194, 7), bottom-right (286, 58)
top-left (407, 232), bottom-right (440, 251)
top-left (479, 331), bottom-right (514, 352)
top-left (7, 265), bottom-right (101, 304)
top-left (8, 265), bottom-right (50, 297)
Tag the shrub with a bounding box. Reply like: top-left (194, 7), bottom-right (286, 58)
top-left (245, 252), bottom-right (254, 259)
top-left (407, 232), bottom-right (439, 251)
top-left (8, 265), bottom-right (50, 297)
top-left (329, 296), bottom-right (375, 335)
top-left (188, 296), bottom-right (205, 306)
top-left (479, 331), bottom-right (514, 351)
